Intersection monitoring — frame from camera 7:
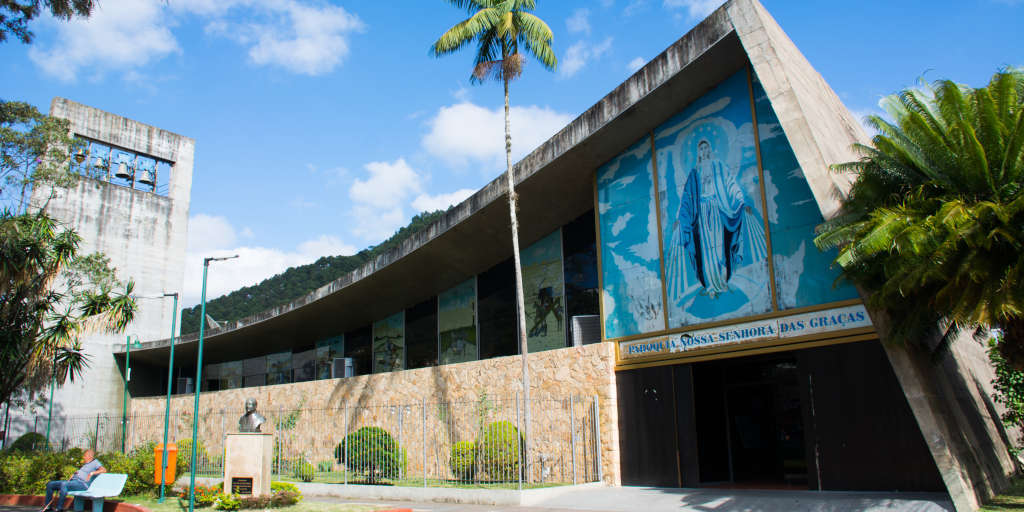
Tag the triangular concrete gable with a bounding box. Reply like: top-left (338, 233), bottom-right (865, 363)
top-left (727, 0), bottom-right (868, 220)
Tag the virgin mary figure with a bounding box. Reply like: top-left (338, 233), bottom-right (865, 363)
top-left (669, 138), bottom-right (767, 299)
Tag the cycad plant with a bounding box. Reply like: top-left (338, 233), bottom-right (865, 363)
top-left (432, 0), bottom-right (557, 477)
top-left (815, 69), bottom-right (1024, 366)
top-left (0, 211), bottom-right (137, 409)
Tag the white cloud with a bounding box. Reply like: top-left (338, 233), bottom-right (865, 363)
top-left (560, 37), bottom-right (613, 78)
top-left (422, 102), bottom-right (572, 170)
top-left (347, 158), bottom-right (422, 241)
top-left (663, 0), bottom-right (723, 19)
top-left (28, 0), bottom-right (363, 81)
top-left (628, 57), bottom-right (646, 72)
top-left (349, 158), bottom-right (422, 209)
top-left (246, 1), bottom-right (363, 75)
top-left (29, 0), bottom-right (179, 81)
top-left (183, 214), bottom-right (356, 306)
top-left (412, 189), bottom-right (475, 212)
top-left (566, 8), bottom-right (591, 35)
top-left (186, 214), bottom-right (237, 255)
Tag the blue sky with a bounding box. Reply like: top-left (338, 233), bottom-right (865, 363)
top-left (2, 0), bottom-right (1021, 306)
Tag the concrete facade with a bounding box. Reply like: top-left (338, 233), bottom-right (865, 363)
top-left (98, 0), bottom-right (1014, 509)
top-left (19, 98), bottom-right (193, 422)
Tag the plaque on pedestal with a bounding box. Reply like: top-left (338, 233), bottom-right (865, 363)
top-left (223, 433), bottom-right (272, 496)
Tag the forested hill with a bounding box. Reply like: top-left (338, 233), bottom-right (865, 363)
top-left (179, 210), bottom-right (446, 335)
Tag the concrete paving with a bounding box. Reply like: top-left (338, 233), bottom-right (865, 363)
top-left (310, 485), bottom-right (955, 512)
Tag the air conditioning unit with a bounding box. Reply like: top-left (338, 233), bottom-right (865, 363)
top-left (332, 357), bottom-right (354, 379)
top-left (176, 377), bottom-right (193, 394)
top-left (571, 315), bottom-right (601, 347)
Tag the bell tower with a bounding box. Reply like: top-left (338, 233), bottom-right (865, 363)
top-left (28, 98), bottom-right (193, 421)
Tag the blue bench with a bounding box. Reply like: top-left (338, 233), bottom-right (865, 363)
top-left (67, 473), bottom-right (128, 512)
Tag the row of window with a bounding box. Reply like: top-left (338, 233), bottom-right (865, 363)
top-left (70, 136), bottom-right (173, 195)
top-left (198, 212), bottom-right (599, 392)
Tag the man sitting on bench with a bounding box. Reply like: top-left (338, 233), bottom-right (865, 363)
top-left (41, 449), bottom-right (107, 512)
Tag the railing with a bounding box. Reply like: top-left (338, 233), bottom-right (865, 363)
top-left (29, 395), bottom-right (601, 489)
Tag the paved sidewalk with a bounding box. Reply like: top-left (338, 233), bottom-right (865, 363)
top-left (310, 485), bottom-right (955, 512)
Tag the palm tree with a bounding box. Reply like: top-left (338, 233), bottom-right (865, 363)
top-left (815, 68), bottom-right (1024, 367)
top-left (432, 0), bottom-right (557, 478)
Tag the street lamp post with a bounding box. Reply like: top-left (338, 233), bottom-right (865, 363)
top-left (159, 292), bottom-right (179, 503)
top-left (188, 255), bottom-right (237, 512)
top-left (122, 335), bottom-right (142, 452)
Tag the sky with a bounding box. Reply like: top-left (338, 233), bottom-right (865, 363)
top-left (2, 0), bottom-right (1022, 307)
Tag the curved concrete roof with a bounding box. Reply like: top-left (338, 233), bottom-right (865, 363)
top-left (120, 0), bottom-right (867, 369)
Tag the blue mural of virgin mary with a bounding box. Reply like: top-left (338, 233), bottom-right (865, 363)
top-left (657, 70), bottom-right (772, 327)
top-left (674, 137), bottom-right (766, 298)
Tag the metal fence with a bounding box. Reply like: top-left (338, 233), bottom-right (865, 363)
top-left (25, 394), bottom-right (601, 489)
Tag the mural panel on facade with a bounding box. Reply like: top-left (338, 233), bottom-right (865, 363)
top-left (268, 351), bottom-right (292, 384)
top-left (750, 73), bottom-right (859, 308)
top-left (316, 335), bottom-right (344, 379)
top-left (597, 67), bottom-right (867, 353)
top-left (373, 311), bottom-right (405, 373)
top-left (439, 278), bottom-right (477, 365)
top-left (522, 230), bottom-right (566, 352)
top-left (221, 360), bottom-right (242, 389)
top-left (597, 137), bottom-right (665, 339)
top-left (656, 69), bottom-right (771, 328)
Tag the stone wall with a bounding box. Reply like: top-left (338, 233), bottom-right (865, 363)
top-left (130, 342), bottom-right (621, 485)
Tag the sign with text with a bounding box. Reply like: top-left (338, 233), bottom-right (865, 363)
top-left (231, 477), bottom-right (253, 495)
top-left (619, 304), bottom-right (872, 360)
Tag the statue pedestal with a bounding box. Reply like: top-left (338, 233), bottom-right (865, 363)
top-left (223, 433), bottom-right (273, 496)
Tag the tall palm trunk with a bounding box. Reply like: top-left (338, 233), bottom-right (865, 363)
top-left (503, 73), bottom-right (532, 481)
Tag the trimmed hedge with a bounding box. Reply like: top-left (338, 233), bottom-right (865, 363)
top-left (449, 441), bottom-right (476, 481)
top-left (334, 426), bottom-right (406, 483)
top-left (6, 432), bottom-right (50, 452)
top-left (478, 421), bottom-right (522, 481)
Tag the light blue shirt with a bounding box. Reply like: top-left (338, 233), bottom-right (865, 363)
top-left (72, 459), bottom-right (103, 483)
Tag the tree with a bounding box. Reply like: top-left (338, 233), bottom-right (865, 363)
top-left (1, 0), bottom-right (96, 44)
top-left (1, 210), bottom-right (137, 410)
top-left (431, 0), bottom-right (557, 480)
top-left (815, 69), bottom-right (1024, 367)
top-left (0, 99), bottom-right (136, 410)
top-left (1, 100), bottom-right (81, 213)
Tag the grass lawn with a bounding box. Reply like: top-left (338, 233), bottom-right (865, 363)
top-left (115, 495), bottom-right (384, 512)
top-left (980, 475), bottom-right (1024, 511)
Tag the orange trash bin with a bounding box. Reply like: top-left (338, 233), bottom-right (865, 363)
top-left (154, 443), bottom-right (178, 485)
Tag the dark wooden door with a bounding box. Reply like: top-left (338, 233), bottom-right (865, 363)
top-left (616, 365), bottom-right (680, 486)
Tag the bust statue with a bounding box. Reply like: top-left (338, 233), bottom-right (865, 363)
top-left (238, 398), bottom-right (266, 432)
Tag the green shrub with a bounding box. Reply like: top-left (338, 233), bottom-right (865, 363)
top-left (95, 443), bottom-right (169, 496)
top-left (238, 494), bottom-right (270, 509)
top-left (335, 426), bottom-right (406, 483)
top-left (177, 438), bottom-right (207, 470)
top-left (478, 421), bottom-right (522, 481)
top-left (0, 449), bottom-right (94, 494)
top-left (270, 490), bottom-right (301, 507)
top-left (315, 460), bottom-right (332, 472)
top-left (0, 453), bottom-right (32, 494)
top-left (213, 492), bottom-right (241, 511)
top-left (179, 483), bottom-right (220, 507)
top-left (990, 336), bottom-right (1024, 454)
top-left (269, 481), bottom-right (298, 494)
top-left (7, 432), bottom-right (49, 452)
top-left (449, 441), bottom-right (476, 481)
top-left (290, 458), bottom-right (315, 482)
top-left (26, 451), bottom-right (73, 493)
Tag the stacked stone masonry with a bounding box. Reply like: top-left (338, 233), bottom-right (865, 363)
top-left (130, 342), bottom-right (621, 485)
